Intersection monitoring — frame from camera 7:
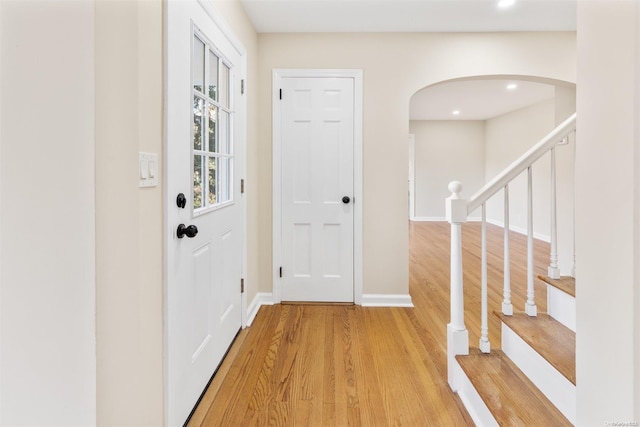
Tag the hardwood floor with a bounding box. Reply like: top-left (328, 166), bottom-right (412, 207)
top-left (188, 221), bottom-right (551, 426)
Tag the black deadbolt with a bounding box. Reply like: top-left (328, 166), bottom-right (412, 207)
top-left (342, 196), bottom-right (351, 204)
top-left (177, 224), bottom-right (198, 239)
top-left (176, 193), bottom-right (187, 209)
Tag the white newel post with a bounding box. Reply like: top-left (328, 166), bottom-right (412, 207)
top-left (446, 181), bottom-right (469, 390)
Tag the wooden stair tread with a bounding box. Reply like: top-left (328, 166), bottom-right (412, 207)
top-left (538, 275), bottom-right (575, 297)
top-left (495, 312), bottom-right (576, 385)
top-left (457, 349), bottom-right (572, 427)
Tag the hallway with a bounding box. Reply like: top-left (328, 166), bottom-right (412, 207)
top-left (188, 221), bottom-right (550, 426)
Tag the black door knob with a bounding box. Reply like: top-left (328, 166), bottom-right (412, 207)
top-left (177, 224), bottom-right (198, 239)
top-left (342, 196), bottom-right (351, 204)
top-left (176, 193), bottom-right (187, 209)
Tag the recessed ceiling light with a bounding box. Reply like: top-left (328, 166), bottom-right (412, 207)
top-left (507, 83), bottom-right (518, 90)
top-left (498, 0), bottom-right (516, 8)
top-left (452, 110), bottom-right (460, 116)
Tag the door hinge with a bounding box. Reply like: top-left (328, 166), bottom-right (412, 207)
top-left (279, 89), bottom-right (282, 100)
top-left (279, 267), bottom-right (283, 278)
top-left (241, 79), bottom-right (245, 95)
top-left (241, 278), bottom-right (245, 293)
top-left (241, 179), bottom-right (245, 194)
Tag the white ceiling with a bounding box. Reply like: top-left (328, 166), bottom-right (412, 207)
top-left (240, 0), bottom-right (577, 33)
top-left (410, 79), bottom-right (557, 121)
top-left (238, 0), bottom-right (576, 121)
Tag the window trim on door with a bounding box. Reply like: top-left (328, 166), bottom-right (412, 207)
top-left (272, 69), bottom-right (364, 304)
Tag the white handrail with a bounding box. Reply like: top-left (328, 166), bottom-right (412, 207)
top-left (467, 112), bottom-right (576, 214)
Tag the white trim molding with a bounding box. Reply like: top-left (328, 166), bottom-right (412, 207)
top-left (272, 69), bottom-right (364, 305)
top-left (246, 293), bottom-right (276, 327)
top-left (408, 133), bottom-right (415, 220)
top-left (410, 216), bottom-right (482, 222)
top-left (486, 218), bottom-right (551, 243)
top-left (361, 294), bottom-right (414, 307)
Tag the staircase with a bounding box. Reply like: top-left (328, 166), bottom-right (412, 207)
top-left (446, 113), bottom-right (577, 426)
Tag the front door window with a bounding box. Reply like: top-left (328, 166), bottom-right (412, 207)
top-left (192, 31), bottom-right (233, 213)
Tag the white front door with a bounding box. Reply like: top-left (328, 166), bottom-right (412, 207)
top-left (278, 76), bottom-right (355, 302)
top-left (166, 2), bottom-right (244, 425)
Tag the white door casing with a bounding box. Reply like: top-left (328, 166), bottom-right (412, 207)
top-left (409, 133), bottom-right (416, 220)
top-left (273, 70), bottom-right (363, 304)
top-left (165, 1), bottom-right (246, 425)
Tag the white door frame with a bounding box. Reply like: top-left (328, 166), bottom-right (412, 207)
top-left (408, 133), bottom-right (416, 220)
top-left (272, 69), bottom-right (363, 304)
top-left (163, 0), bottom-right (248, 424)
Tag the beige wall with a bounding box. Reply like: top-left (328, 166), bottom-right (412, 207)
top-left (0, 0), bottom-right (96, 424)
top-left (95, 0), bottom-right (163, 425)
top-left (554, 85), bottom-right (577, 276)
top-left (258, 31), bottom-right (576, 296)
top-left (409, 121), bottom-right (485, 219)
top-left (576, 1), bottom-right (639, 423)
top-left (484, 99), bottom-right (556, 239)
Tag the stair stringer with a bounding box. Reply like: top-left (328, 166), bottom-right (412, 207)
top-left (502, 322), bottom-right (576, 424)
top-left (452, 357), bottom-right (499, 427)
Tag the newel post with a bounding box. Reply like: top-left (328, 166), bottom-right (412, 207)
top-left (446, 181), bottom-right (469, 391)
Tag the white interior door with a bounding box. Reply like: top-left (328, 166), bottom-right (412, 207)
top-left (279, 76), bottom-right (355, 302)
top-left (166, 2), bottom-right (244, 425)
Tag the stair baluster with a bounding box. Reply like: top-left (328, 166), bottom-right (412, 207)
top-left (549, 147), bottom-right (561, 279)
top-left (525, 166), bottom-right (537, 316)
top-left (503, 185), bottom-right (513, 315)
top-left (480, 203), bottom-right (490, 353)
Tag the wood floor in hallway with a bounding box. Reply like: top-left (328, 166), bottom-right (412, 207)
top-left (188, 221), bottom-right (550, 426)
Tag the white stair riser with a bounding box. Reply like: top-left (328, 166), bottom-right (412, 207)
top-left (502, 323), bottom-right (576, 425)
top-left (547, 284), bottom-right (576, 332)
top-left (452, 359), bottom-right (499, 427)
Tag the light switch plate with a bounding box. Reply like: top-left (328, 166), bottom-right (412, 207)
top-left (139, 152), bottom-right (159, 187)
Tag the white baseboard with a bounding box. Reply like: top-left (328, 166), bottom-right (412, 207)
top-left (410, 217), bottom-right (482, 222)
top-left (502, 323), bottom-right (576, 424)
top-left (246, 292), bottom-right (276, 327)
top-left (361, 294), bottom-right (414, 307)
top-left (247, 293), bottom-right (413, 323)
top-left (410, 216), bottom-right (446, 222)
top-left (486, 218), bottom-right (551, 243)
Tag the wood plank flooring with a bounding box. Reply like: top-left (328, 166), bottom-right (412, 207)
top-left (188, 221), bottom-right (552, 426)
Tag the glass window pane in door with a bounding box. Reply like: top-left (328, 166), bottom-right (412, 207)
top-left (208, 157), bottom-right (217, 205)
top-left (193, 155), bottom-right (203, 209)
top-left (218, 110), bottom-right (229, 154)
top-left (208, 50), bottom-right (219, 101)
top-left (208, 104), bottom-right (217, 153)
top-left (193, 36), bottom-right (205, 93)
top-left (218, 157), bottom-right (230, 203)
top-left (219, 63), bottom-right (229, 108)
top-left (193, 97), bottom-right (204, 150)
